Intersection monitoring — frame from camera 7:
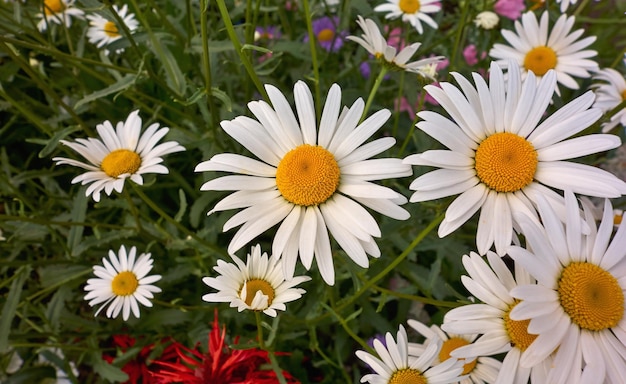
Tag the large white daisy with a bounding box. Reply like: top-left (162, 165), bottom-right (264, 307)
top-left (53, 110), bottom-right (185, 202)
top-left (84, 245), bottom-right (162, 321)
top-left (346, 16), bottom-right (444, 78)
top-left (489, 11), bottom-right (598, 94)
top-left (404, 61), bottom-right (626, 256)
top-left (441, 252), bottom-right (553, 384)
top-left (202, 244), bottom-right (311, 317)
top-left (508, 190), bottom-right (626, 384)
top-left (37, 0), bottom-right (84, 32)
top-left (86, 4), bottom-right (139, 55)
top-left (195, 81), bottom-right (412, 285)
top-left (356, 325), bottom-right (465, 384)
top-left (374, 0), bottom-right (441, 35)
top-left (591, 67), bottom-right (626, 133)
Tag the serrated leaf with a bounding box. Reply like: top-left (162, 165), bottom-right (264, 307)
top-left (210, 87), bottom-right (232, 112)
top-left (74, 74), bottom-right (138, 109)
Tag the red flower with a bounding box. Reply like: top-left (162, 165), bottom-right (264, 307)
top-left (152, 310), bottom-right (299, 384)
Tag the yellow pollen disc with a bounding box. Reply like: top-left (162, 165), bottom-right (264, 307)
top-left (399, 0), bottom-right (421, 14)
top-left (275, 144), bottom-right (340, 206)
top-left (558, 262), bottom-right (624, 331)
top-left (621, 89), bottom-right (626, 101)
top-left (389, 368), bottom-right (427, 384)
top-left (524, 46), bottom-right (557, 76)
top-left (474, 132), bottom-right (537, 193)
top-left (439, 337), bottom-right (477, 375)
top-left (103, 21), bottom-right (120, 38)
top-left (504, 301), bottom-right (538, 351)
top-left (44, 0), bottom-right (65, 15)
top-left (111, 271), bottom-right (139, 296)
top-left (100, 149), bottom-right (142, 178)
top-left (241, 279), bottom-right (275, 307)
top-left (317, 28), bottom-right (335, 43)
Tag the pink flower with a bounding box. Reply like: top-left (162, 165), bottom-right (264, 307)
top-left (463, 44), bottom-right (480, 66)
top-left (494, 0), bottom-right (525, 20)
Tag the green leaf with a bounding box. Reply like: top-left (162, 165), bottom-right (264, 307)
top-left (174, 189), bottom-right (187, 222)
top-left (241, 43), bottom-right (272, 54)
top-left (68, 191), bottom-right (88, 257)
top-left (210, 87), bottom-right (233, 112)
top-left (0, 266), bottom-right (30, 353)
top-left (74, 74), bottom-right (138, 109)
top-left (38, 126), bottom-right (80, 158)
top-left (89, 351), bottom-right (129, 382)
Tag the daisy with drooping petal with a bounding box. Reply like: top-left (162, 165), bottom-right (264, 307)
top-left (591, 67), bottom-right (626, 132)
top-left (53, 110), bottom-right (185, 202)
top-left (86, 4), bottom-right (139, 55)
top-left (195, 81), bottom-right (412, 285)
top-left (407, 319), bottom-right (501, 384)
top-left (37, 0), bottom-right (84, 32)
top-left (441, 252), bottom-right (553, 384)
top-left (508, 190), bottom-right (626, 384)
top-left (356, 325), bottom-right (465, 384)
top-left (202, 244), bottom-right (311, 317)
top-left (489, 12), bottom-right (598, 94)
top-left (347, 16), bottom-right (444, 78)
top-left (84, 245), bottom-right (162, 321)
top-left (374, 0), bottom-right (441, 35)
top-left (404, 61), bottom-right (626, 256)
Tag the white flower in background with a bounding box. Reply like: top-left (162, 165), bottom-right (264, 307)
top-left (374, 0), bottom-right (441, 34)
top-left (591, 67), bottom-right (626, 132)
top-left (37, 0), bottom-right (84, 32)
top-left (37, 347), bottom-right (79, 384)
top-left (474, 11), bottom-right (499, 30)
top-left (556, 0), bottom-right (578, 12)
top-left (86, 4), bottom-right (139, 55)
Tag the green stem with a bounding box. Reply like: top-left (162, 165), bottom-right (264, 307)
top-left (398, 89), bottom-right (426, 156)
top-left (369, 285), bottom-right (465, 308)
top-left (267, 351), bottom-right (288, 384)
top-left (449, 0), bottom-right (470, 70)
top-left (362, 66), bottom-right (389, 123)
top-left (255, 313), bottom-right (286, 384)
top-left (573, 0), bottom-right (592, 16)
top-left (302, 0), bottom-right (321, 119)
top-left (200, 0), bottom-right (219, 129)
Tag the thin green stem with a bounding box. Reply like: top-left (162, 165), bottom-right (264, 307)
top-left (302, 0), bottom-right (321, 119)
top-left (362, 66), bottom-right (389, 123)
top-left (573, 0), bottom-right (592, 16)
top-left (398, 89), bottom-right (426, 156)
top-left (369, 285), bottom-right (465, 308)
top-left (267, 351), bottom-right (288, 384)
top-left (449, 0), bottom-right (470, 70)
top-left (321, 303), bottom-right (374, 354)
top-left (200, 0), bottom-right (219, 129)
top-left (255, 311), bottom-right (265, 348)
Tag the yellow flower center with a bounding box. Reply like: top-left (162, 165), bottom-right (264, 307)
top-left (100, 149), bottom-right (142, 178)
top-left (241, 279), bottom-right (275, 307)
top-left (614, 212), bottom-right (623, 226)
top-left (103, 21), bottom-right (120, 38)
top-left (524, 46), bottom-right (557, 76)
top-left (438, 337), bottom-right (477, 375)
top-left (558, 262), bottom-right (624, 331)
top-left (389, 368), bottom-right (427, 384)
top-left (621, 89), bottom-right (626, 101)
top-left (317, 28), bottom-right (335, 43)
top-left (399, 0), bottom-right (421, 14)
top-left (474, 132), bottom-right (537, 193)
top-left (275, 144), bottom-right (340, 206)
top-left (44, 0), bottom-right (65, 15)
top-left (504, 301), bottom-right (538, 351)
top-left (111, 271), bottom-right (139, 296)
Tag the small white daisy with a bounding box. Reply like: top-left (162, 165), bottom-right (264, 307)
top-left (404, 61), bottom-right (626, 256)
top-left (195, 81), bottom-right (412, 285)
top-left (508, 190), bottom-right (626, 384)
top-left (374, 0), bottom-right (441, 35)
top-left (84, 245), bottom-right (162, 321)
top-left (347, 16), bottom-right (444, 78)
top-left (202, 244), bottom-right (311, 317)
top-left (591, 67), bottom-right (626, 132)
top-left (86, 4), bottom-right (139, 55)
top-left (489, 11), bottom-right (598, 94)
top-left (37, 0), bottom-right (84, 32)
top-left (53, 110), bottom-right (185, 202)
top-left (441, 252), bottom-right (553, 384)
top-left (356, 324), bottom-right (465, 384)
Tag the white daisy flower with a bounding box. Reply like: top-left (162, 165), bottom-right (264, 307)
top-left (489, 12), bottom-right (598, 94)
top-left (53, 110), bottom-right (185, 202)
top-left (556, 0), bottom-right (578, 12)
top-left (374, 0), bottom-right (441, 35)
top-left (404, 61), bottom-right (626, 256)
top-left (37, 0), bottom-right (84, 32)
top-left (347, 16), bottom-right (444, 78)
top-left (591, 67), bottom-right (626, 132)
top-left (508, 190), bottom-right (626, 384)
top-left (84, 245), bottom-right (162, 321)
top-left (407, 319), bottom-right (501, 384)
top-left (356, 325), bottom-right (465, 384)
top-left (441, 252), bottom-right (553, 384)
top-left (195, 81), bottom-right (412, 285)
top-left (86, 4), bottom-right (139, 55)
top-left (202, 244), bottom-right (311, 317)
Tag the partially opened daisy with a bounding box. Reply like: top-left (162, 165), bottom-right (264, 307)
top-left (490, 12), bottom-right (598, 94)
top-left (591, 67), bottom-right (626, 132)
top-left (195, 81), bottom-right (412, 285)
top-left (347, 16), bottom-right (444, 78)
top-left (37, 0), bottom-right (84, 32)
top-left (202, 244), bottom-right (311, 317)
top-left (53, 110), bottom-right (185, 202)
top-left (404, 61), bottom-right (626, 255)
top-left (84, 245), bottom-right (162, 321)
top-left (374, 0), bottom-right (441, 35)
top-left (356, 325), bottom-right (465, 384)
top-left (441, 252), bottom-right (553, 383)
top-left (508, 191), bottom-right (626, 384)
top-left (86, 4), bottom-right (139, 55)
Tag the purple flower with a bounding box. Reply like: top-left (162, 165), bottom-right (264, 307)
top-left (494, 0), bottom-right (525, 20)
top-left (255, 26), bottom-right (281, 41)
top-left (304, 16), bottom-right (347, 52)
